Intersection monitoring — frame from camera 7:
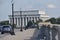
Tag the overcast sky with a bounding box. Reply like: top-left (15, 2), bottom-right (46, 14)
top-left (0, 0), bottom-right (60, 21)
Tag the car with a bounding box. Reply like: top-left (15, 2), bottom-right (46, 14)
top-left (0, 26), bottom-right (2, 32)
top-left (1, 25), bottom-right (12, 34)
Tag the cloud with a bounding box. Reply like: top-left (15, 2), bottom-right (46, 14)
top-left (47, 4), bottom-right (56, 8)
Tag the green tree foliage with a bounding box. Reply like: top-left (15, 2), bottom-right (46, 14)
top-left (56, 17), bottom-right (60, 24)
top-left (0, 20), bottom-right (16, 28)
top-left (11, 24), bottom-right (16, 28)
top-left (36, 19), bottom-right (43, 24)
top-left (0, 20), bottom-right (9, 25)
top-left (27, 20), bottom-right (33, 27)
top-left (45, 18), bottom-right (56, 24)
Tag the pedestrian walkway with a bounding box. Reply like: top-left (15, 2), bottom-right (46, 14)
top-left (1, 28), bottom-right (39, 40)
top-left (0, 24), bottom-right (59, 40)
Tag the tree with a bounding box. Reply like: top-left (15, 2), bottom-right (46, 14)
top-left (56, 17), bottom-right (60, 24)
top-left (36, 19), bottom-right (42, 24)
top-left (25, 20), bottom-right (33, 29)
top-left (0, 20), bottom-right (9, 25)
top-left (45, 18), bottom-right (56, 24)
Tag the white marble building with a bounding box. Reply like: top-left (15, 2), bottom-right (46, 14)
top-left (8, 10), bottom-right (49, 27)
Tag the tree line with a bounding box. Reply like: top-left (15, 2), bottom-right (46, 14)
top-left (45, 17), bottom-right (60, 24)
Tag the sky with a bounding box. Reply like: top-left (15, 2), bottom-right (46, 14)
top-left (0, 0), bottom-right (60, 21)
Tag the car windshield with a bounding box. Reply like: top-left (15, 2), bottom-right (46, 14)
top-left (3, 26), bottom-right (10, 28)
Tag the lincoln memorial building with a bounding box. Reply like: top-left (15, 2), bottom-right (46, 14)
top-left (8, 10), bottom-right (49, 27)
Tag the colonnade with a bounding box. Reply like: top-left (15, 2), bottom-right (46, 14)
top-left (9, 16), bottom-right (40, 27)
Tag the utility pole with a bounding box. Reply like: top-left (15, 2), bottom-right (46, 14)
top-left (11, 0), bottom-right (15, 35)
top-left (20, 8), bottom-right (23, 31)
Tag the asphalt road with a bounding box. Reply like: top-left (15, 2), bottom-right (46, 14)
top-left (0, 29), bottom-right (20, 39)
top-left (0, 28), bottom-right (37, 40)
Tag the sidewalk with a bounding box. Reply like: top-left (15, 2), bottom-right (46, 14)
top-left (1, 28), bottom-right (39, 40)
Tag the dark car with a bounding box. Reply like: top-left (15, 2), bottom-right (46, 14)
top-left (1, 25), bottom-right (12, 34)
top-left (0, 26), bottom-right (2, 32)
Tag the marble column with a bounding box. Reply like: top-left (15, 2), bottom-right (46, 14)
top-left (17, 18), bottom-right (19, 27)
top-left (10, 18), bottom-right (13, 25)
top-left (30, 17), bottom-right (31, 21)
top-left (9, 18), bottom-right (11, 24)
top-left (14, 18), bottom-right (16, 24)
top-left (32, 17), bottom-right (34, 22)
top-left (20, 18), bottom-right (21, 27)
top-left (18, 18), bottom-right (20, 27)
top-left (35, 17), bottom-right (37, 22)
top-left (38, 17), bottom-right (40, 20)
top-left (37, 17), bottom-right (39, 21)
top-left (31, 17), bottom-right (33, 21)
top-left (15, 18), bottom-right (17, 26)
top-left (28, 17), bottom-right (30, 21)
top-left (25, 17), bottom-right (27, 26)
top-left (27, 17), bottom-right (28, 25)
top-left (34, 17), bottom-right (36, 22)
top-left (22, 17), bottom-right (25, 27)
top-left (21, 17), bottom-right (23, 27)
top-left (24, 17), bottom-right (26, 26)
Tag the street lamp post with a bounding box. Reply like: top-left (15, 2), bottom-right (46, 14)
top-left (20, 9), bottom-right (23, 31)
top-left (11, 0), bottom-right (15, 35)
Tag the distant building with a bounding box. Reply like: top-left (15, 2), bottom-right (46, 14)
top-left (8, 10), bottom-right (49, 27)
top-left (39, 11), bottom-right (49, 21)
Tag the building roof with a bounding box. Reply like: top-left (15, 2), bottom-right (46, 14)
top-left (14, 10), bottom-right (39, 13)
